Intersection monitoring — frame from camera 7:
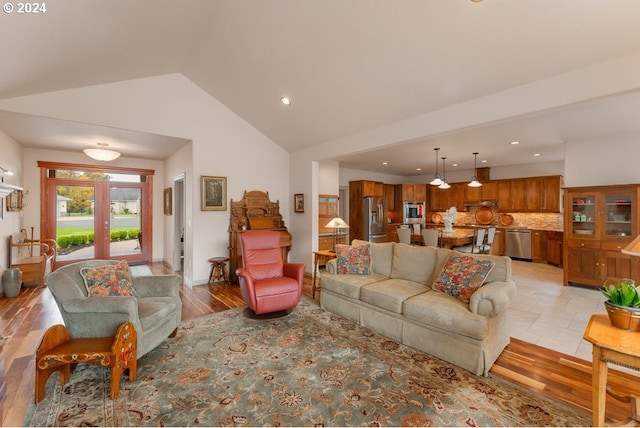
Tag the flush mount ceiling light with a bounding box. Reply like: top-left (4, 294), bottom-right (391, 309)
top-left (468, 152), bottom-right (482, 187)
top-left (429, 148), bottom-right (443, 186)
top-left (83, 142), bottom-right (121, 162)
top-left (280, 96), bottom-right (292, 106)
top-left (438, 157), bottom-right (451, 189)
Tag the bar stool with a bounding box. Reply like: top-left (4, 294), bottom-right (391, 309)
top-left (208, 257), bottom-right (229, 284)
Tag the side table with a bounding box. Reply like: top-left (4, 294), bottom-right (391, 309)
top-left (312, 250), bottom-right (336, 299)
top-left (35, 321), bottom-right (137, 402)
top-left (583, 314), bottom-right (640, 426)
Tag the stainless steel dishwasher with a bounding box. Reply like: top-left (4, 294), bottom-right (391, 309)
top-left (505, 229), bottom-right (532, 261)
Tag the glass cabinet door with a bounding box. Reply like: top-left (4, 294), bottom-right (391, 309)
top-left (604, 194), bottom-right (633, 238)
top-left (570, 193), bottom-right (596, 237)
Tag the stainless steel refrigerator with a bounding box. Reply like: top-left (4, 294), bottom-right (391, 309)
top-left (363, 197), bottom-right (387, 242)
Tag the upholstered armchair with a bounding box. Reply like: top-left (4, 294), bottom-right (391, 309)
top-left (45, 260), bottom-right (182, 358)
top-left (236, 230), bottom-right (305, 315)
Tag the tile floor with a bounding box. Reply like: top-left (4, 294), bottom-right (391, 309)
top-left (508, 260), bottom-right (610, 363)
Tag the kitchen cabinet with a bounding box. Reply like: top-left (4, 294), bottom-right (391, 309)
top-left (510, 179), bottom-right (527, 211)
top-left (546, 231), bottom-right (563, 267)
top-left (401, 183), bottom-right (427, 202)
top-left (384, 184), bottom-right (396, 212)
top-left (387, 224), bottom-right (400, 243)
top-left (532, 229), bottom-right (547, 263)
top-left (349, 180), bottom-right (383, 241)
top-left (542, 176), bottom-right (562, 212)
top-left (430, 182), bottom-right (463, 212)
top-left (563, 184), bottom-right (640, 287)
top-left (481, 181), bottom-right (498, 201)
top-left (464, 184), bottom-right (482, 204)
top-left (497, 180), bottom-right (512, 211)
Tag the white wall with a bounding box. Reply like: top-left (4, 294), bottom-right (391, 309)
top-left (0, 129), bottom-right (23, 289)
top-left (564, 131), bottom-right (640, 187)
top-left (0, 74), bottom-right (292, 286)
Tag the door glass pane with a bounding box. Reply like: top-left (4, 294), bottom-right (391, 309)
top-left (55, 185), bottom-right (96, 261)
top-left (605, 195), bottom-right (632, 237)
top-left (109, 187), bottom-right (142, 257)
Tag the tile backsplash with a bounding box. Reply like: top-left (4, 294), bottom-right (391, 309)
top-left (451, 212), bottom-right (563, 231)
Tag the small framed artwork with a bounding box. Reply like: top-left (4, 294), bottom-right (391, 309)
top-left (201, 176), bottom-right (227, 211)
top-left (164, 187), bottom-right (172, 215)
top-left (294, 193), bottom-right (304, 213)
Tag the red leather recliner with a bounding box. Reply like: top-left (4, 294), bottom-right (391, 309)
top-left (236, 230), bottom-right (305, 315)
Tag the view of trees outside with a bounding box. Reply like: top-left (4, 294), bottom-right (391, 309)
top-left (54, 171), bottom-right (142, 260)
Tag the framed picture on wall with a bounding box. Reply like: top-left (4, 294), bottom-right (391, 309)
top-left (164, 187), bottom-right (172, 215)
top-left (201, 176), bottom-right (227, 211)
top-left (294, 193), bottom-right (304, 213)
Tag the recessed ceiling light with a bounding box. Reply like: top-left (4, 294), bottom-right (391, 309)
top-left (533, 153), bottom-right (541, 157)
top-left (481, 159), bottom-right (488, 163)
top-left (416, 167), bottom-right (422, 171)
top-left (452, 163), bottom-right (459, 167)
top-left (510, 141), bottom-right (520, 145)
top-left (382, 162), bottom-right (388, 165)
top-left (280, 97), bottom-right (292, 106)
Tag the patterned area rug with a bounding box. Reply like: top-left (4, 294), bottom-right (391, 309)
top-left (26, 297), bottom-right (590, 426)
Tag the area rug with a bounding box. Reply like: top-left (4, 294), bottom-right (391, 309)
top-left (26, 297), bottom-right (590, 426)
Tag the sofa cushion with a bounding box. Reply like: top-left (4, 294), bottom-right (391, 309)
top-left (352, 239), bottom-right (394, 277)
top-left (336, 243), bottom-right (371, 274)
top-left (361, 279), bottom-right (427, 313)
top-left (403, 291), bottom-right (489, 340)
top-left (389, 244), bottom-right (437, 285)
top-left (80, 260), bottom-right (137, 297)
top-left (432, 252), bottom-right (495, 303)
top-left (321, 273), bottom-right (386, 299)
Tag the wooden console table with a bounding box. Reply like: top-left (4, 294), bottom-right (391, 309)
top-left (35, 321), bottom-right (137, 402)
top-left (312, 250), bottom-right (336, 299)
top-left (9, 232), bottom-right (56, 286)
top-left (583, 314), bottom-right (640, 426)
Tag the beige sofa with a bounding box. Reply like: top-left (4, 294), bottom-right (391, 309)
top-left (320, 239), bottom-right (516, 376)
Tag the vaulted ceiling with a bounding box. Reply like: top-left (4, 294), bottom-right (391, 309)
top-left (1, 0), bottom-right (640, 173)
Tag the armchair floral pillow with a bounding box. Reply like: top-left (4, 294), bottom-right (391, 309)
top-left (80, 260), bottom-right (137, 297)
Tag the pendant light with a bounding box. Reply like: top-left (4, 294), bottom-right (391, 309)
top-left (429, 148), bottom-right (443, 186)
top-left (438, 157), bottom-right (451, 189)
top-left (468, 152), bottom-right (482, 187)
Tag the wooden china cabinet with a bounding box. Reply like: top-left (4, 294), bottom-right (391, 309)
top-left (563, 184), bottom-right (640, 287)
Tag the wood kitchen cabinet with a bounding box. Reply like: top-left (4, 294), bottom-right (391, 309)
top-left (349, 180), bottom-right (383, 241)
top-left (563, 184), bottom-right (640, 287)
top-left (401, 183), bottom-right (427, 202)
top-left (532, 229), bottom-right (547, 263)
top-left (496, 180), bottom-right (512, 211)
top-left (430, 182), bottom-right (463, 212)
top-left (546, 231), bottom-right (563, 267)
top-left (481, 181), bottom-right (498, 201)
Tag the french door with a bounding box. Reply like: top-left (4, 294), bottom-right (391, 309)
top-left (39, 162), bottom-right (154, 267)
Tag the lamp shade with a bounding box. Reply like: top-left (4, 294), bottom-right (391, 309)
top-left (622, 234), bottom-right (640, 257)
top-left (325, 217), bottom-right (349, 229)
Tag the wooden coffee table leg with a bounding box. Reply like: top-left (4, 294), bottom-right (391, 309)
top-left (35, 325), bottom-right (72, 403)
top-left (110, 321), bottom-right (137, 399)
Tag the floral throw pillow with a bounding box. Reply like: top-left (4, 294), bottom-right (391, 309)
top-left (80, 260), bottom-right (137, 297)
top-left (336, 244), bottom-right (371, 275)
top-left (431, 252), bottom-right (495, 303)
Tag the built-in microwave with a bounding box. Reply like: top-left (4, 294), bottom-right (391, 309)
top-left (403, 201), bottom-right (426, 224)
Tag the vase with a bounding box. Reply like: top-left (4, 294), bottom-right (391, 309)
top-left (604, 300), bottom-right (640, 331)
top-left (2, 268), bottom-right (22, 298)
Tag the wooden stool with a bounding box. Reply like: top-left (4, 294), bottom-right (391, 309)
top-left (208, 257), bottom-right (229, 283)
top-left (35, 321), bottom-right (137, 402)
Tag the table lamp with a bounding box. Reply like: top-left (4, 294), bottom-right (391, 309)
top-left (325, 217), bottom-right (349, 252)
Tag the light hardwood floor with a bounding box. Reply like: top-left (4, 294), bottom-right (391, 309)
top-left (1, 261), bottom-right (640, 426)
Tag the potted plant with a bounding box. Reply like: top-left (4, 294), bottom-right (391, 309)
top-left (601, 278), bottom-right (640, 331)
